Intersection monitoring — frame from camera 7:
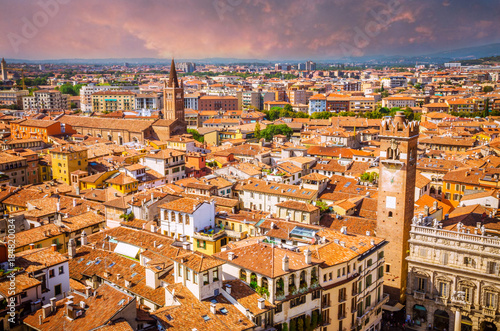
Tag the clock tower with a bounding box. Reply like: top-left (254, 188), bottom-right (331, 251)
top-left (376, 111), bottom-right (419, 303)
top-left (163, 59), bottom-right (185, 121)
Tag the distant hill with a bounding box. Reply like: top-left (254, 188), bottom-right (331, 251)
top-left (459, 55), bottom-right (500, 66)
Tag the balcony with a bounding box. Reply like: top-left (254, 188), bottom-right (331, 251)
top-left (483, 307), bottom-right (497, 318)
top-left (414, 291), bottom-right (426, 301)
top-left (225, 228), bottom-right (247, 240)
top-left (435, 296), bottom-right (448, 306)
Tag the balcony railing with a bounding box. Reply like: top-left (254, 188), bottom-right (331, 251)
top-left (414, 291), bottom-right (426, 300)
top-left (435, 296), bottom-right (448, 306)
top-left (483, 307), bottom-right (497, 317)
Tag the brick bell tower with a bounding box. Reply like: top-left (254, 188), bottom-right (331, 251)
top-left (376, 111), bottom-right (419, 303)
top-left (163, 59), bottom-right (185, 121)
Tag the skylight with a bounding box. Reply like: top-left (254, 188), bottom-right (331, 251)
top-left (108, 262), bottom-right (116, 268)
top-left (118, 299), bottom-right (125, 306)
top-left (131, 273), bottom-right (138, 278)
top-left (78, 258), bottom-right (84, 263)
top-left (202, 315), bottom-right (210, 322)
top-left (220, 308), bottom-right (228, 314)
top-left (94, 259), bottom-right (101, 265)
top-left (130, 263), bottom-right (136, 268)
top-left (166, 314), bottom-right (173, 321)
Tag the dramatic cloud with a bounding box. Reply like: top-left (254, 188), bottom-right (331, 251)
top-left (0, 0), bottom-right (499, 60)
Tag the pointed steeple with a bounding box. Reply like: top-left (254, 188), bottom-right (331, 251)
top-left (168, 58), bottom-right (179, 88)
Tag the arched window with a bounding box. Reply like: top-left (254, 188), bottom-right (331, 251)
top-left (388, 211), bottom-right (393, 217)
top-left (239, 269), bottom-right (247, 281)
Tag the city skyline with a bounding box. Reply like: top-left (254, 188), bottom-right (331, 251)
top-left (1, 0), bottom-right (499, 61)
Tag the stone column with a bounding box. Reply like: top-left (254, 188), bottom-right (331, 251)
top-left (454, 309), bottom-right (461, 331)
top-left (267, 277), bottom-right (274, 303)
top-left (283, 275), bottom-right (289, 296)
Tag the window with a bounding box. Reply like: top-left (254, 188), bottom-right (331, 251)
top-left (446, 183), bottom-right (451, 190)
top-left (49, 269), bottom-right (55, 278)
top-left (213, 269), bottom-right (219, 281)
top-left (367, 259), bottom-right (373, 267)
top-left (203, 273), bottom-right (209, 285)
top-left (464, 257), bottom-right (475, 268)
top-left (193, 272), bottom-right (198, 284)
top-left (417, 277), bottom-right (426, 292)
top-left (337, 269), bottom-right (340, 278)
top-left (441, 252), bottom-right (449, 265)
top-left (438, 282), bottom-right (448, 297)
top-left (385, 264), bottom-right (391, 273)
top-left (54, 284), bottom-right (62, 296)
top-left (186, 269), bottom-right (191, 281)
top-left (455, 184), bottom-right (460, 191)
top-left (276, 304), bottom-right (283, 313)
top-left (487, 261), bottom-right (498, 275)
top-left (378, 266), bottom-right (384, 279)
top-left (178, 264), bottom-right (182, 275)
top-left (485, 292), bottom-right (497, 309)
top-left (463, 286), bottom-right (472, 303)
top-left (338, 302), bottom-right (346, 319)
top-left (365, 294), bottom-right (371, 308)
top-left (366, 274), bottom-right (372, 288)
top-left (58, 266), bottom-right (64, 275)
top-left (339, 288), bottom-right (346, 301)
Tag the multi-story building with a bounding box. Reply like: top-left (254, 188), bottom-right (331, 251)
top-left (23, 90), bottom-right (69, 111)
top-left (140, 148), bottom-right (186, 183)
top-left (376, 111), bottom-right (419, 303)
top-left (242, 91), bottom-right (262, 109)
top-left (6, 149), bottom-right (39, 184)
top-left (177, 62), bottom-right (196, 73)
top-left (135, 93), bottom-right (161, 110)
top-left (305, 60), bottom-right (316, 71)
top-left (0, 89), bottom-right (29, 107)
top-left (441, 168), bottom-right (500, 207)
top-left (50, 145), bottom-right (88, 185)
top-left (10, 118), bottom-right (73, 143)
top-left (0, 151), bottom-right (28, 186)
top-left (407, 220), bottom-right (500, 331)
top-left (79, 84), bottom-right (111, 112)
top-left (382, 96), bottom-right (416, 109)
top-left (184, 93), bottom-right (199, 110)
top-left (199, 96), bottom-right (238, 111)
top-left (381, 76), bottom-right (408, 89)
top-left (92, 91), bottom-right (136, 112)
top-left (308, 94), bottom-right (327, 114)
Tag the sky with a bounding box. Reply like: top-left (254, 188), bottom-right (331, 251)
top-left (0, 0), bottom-right (499, 61)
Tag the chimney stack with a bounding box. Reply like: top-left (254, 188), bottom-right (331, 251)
top-left (51, 244), bottom-right (57, 252)
top-left (257, 298), bottom-right (265, 309)
top-left (29, 243), bottom-right (35, 250)
top-left (304, 248), bottom-right (312, 265)
top-left (210, 302), bottom-right (217, 314)
top-left (85, 286), bottom-right (92, 297)
top-left (68, 238), bottom-right (76, 259)
top-left (73, 198), bottom-right (76, 207)
top-left (228, 252), bottom-right (235, 261)
top-left (49, 297), bottom-right (57, 312)
top-left (225, 284), bottom-right (232, 294)
top-left (282, 254), bottom-right (289, 271)
top-left (42, 304), bottom-right (51, 319)
top-left (81, 231), bottom-right (88, 246)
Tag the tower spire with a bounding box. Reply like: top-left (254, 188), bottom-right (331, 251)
top-left (168, 58), bottom-right (179, 88)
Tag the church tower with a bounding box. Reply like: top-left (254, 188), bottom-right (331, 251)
top-left (1, 58), bottom-right (7, 81)
top-left (376, 111), bottom-right (419, 303)
top-left (163, 59), bottom-right (185, 121)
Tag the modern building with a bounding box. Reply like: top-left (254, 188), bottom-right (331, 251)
top-left (23, 90), bottom-right (69, 111)
top-left (199, 96), bottom-right (238, 111)
top-left (135, 92), bottom-right (161, 110)
top-left (0, 89), bottom-right (29, 107)
top-left (92, 91), bottom-right (135, 112)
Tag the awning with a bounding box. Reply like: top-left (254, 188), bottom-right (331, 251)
top-left (413, 304), bottom-right (426, 312)
top-left (382, 302), bottom-right (405, 312)
top-left (114, 242), bottom-right (140, 259)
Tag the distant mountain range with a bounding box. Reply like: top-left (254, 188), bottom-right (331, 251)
top-left (5, 42), bottom-right (500, 65)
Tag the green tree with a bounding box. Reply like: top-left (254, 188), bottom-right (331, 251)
top-left (254, 122), bottom-right (261, 139)
top-left (187, 129), bottom-right (204, 143)
top-left (484, 86), bottom-right (494, 93)
top-left (297, 318), bottom-right (304, 331)
top-left (282, 322), bottom-right (288, 331)
top-left (484, 98), bottom-right (490, 117)
top-left (311, 111), bottom-right (336, 119)
top-left (290, 319), bottom-right (296, 331)
top-left (311, 310), bottom-right (319, 329)
top-left (305, 315), bottom-right (311, 331)
top-left (284, 104), bottom-right (293, 113)
top-left (260, 124), bottom-right (293, 141)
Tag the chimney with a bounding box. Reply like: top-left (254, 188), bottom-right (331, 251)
top-left (340, 226), bottom-right (347, 235)
top-left (228, 252), bottom-right (235, 261)
top-left (370, 239), bottom-right (375, 246)
top-left (366, 231), bottom-right (370, 236)
top-left (282, 254), bottom-right (289, 271)
top-left (182, 242), bottom-right (191, 251)
top-left (65, 301), bottom-right (74, 320)
top-left (68, 238), bottom-right (76, 259)
top-left (29, 243), bottom-right (35, 250)
top-left (433, 201), bottom-right (438, 209)
top-left (49, 297), bottom-right (57, 312)
top-left (304, 248), bottom-right (312, 265)
top-left (257, 298), bottom-right (265, 309)
top-left (39, 314), bottom-right (42, 325)
top-left (51, 244), bottom-right (57, 252)
top-left (125, 280), bottom-right (131, 288)
top-left (150, 224), bottom-right (156, 233)
top-left (56, 200), bottom-right (60, 212)
top-left (340, 241), bottom-right (346, 247)
top-left (81, 231), bottom-right (88, 246)
top-left (42, 303), bottom-right (52, 319)
top-left (79, 301), bottom-right (86, 309)
top-left (85, 286), bottom-right (92, 297)
top-left (225, 284), bottom-right (232, 294)
top-left (210, 302), bottom-right (217, 314)
top-left (73, 198), bottom-right (76, 207)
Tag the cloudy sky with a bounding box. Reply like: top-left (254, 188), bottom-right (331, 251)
top-left (0, 0), bottom-right (499, 60)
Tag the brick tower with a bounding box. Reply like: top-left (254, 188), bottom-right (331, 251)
top-left (1, 58), bottom-right (7, 81)
top-left (163, 59), bottom-right (185, 121)
top-left (376, 111), bottom-right (419, 303)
